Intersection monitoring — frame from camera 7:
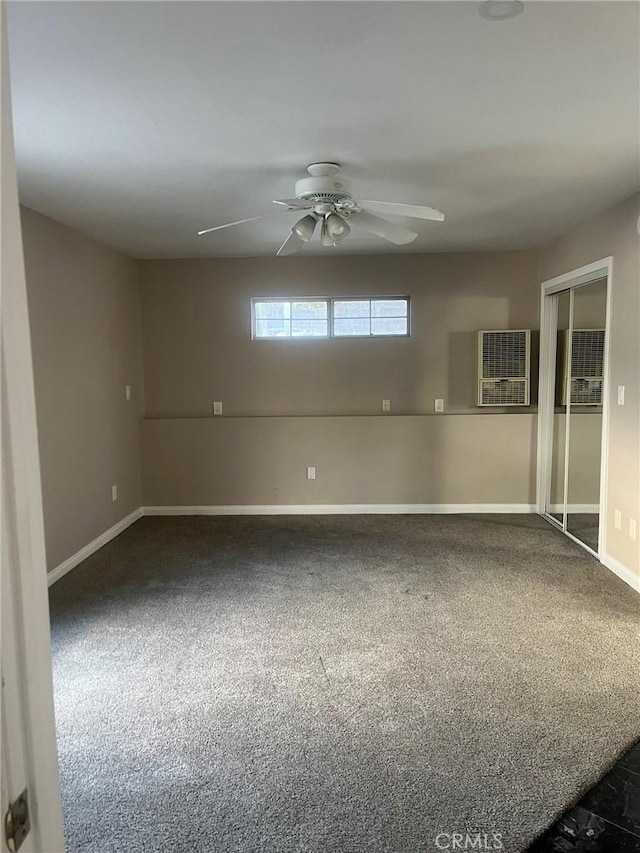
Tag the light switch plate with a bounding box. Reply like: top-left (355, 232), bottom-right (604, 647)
top-left (617, 386), bottom-right (625, 405)
top-left (213, 401), bottom-right (223, 415)
top-left (112, 484), bottom-right (118, 502)
top-left (630, 519), bottom-right (637, 541)
top-left (614, 509), bottom-right (622, 530)
top-left (125, 385), bottom-right (131, 400)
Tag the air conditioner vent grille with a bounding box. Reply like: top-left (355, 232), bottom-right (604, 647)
top-left (570, 378), bottom-right (603, 406)
top-left (481, 379), bottom-right (528, 406)
top-left (560, 328), bottom-right (605, 406)
top-left (477, 330), bottom-right (531, 406)
top-left (481, 330), bottom-right (528, 378)
top-left (571, 330), bottom-right (604, 378)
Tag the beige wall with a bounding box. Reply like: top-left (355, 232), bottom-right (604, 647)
top-left (21, 207), bottom-right (145, 572)
top-left (138, 251), bottom-right (541, 509)
top-left (139, 251), bottom-right (539, 417)
top-left (141, 414), bottom-right (537, 508)
top-left (540, 193), bottom-right (640, 578)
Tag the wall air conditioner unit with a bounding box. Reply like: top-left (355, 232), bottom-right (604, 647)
top-left (477, 330), bottom-right (531, 407)
top-left (559, 329), bottom-right (605, 406)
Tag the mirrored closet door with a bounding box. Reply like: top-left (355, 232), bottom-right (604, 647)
top-left (543, 277), bottom-right (607, 556)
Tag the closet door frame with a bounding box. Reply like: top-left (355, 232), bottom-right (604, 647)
top-left (537, 257), bottom-right (613, 558)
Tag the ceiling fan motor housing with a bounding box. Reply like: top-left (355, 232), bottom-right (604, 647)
top-left (294, 176), bottom-right (353, 203)
top-left (295, 163), bottom-right (353, 204)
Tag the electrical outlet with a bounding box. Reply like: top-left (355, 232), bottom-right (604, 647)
top-left (125, 385), bottom-right (131, 401)
top-left (213, 401), bottom-right (223, 416)
top-left (434, 399), bottom-right (444, 413)
top-left (617, 386), bottom-right (625, 405)
top-left (307, 467), bottom-right (316, 480)
top-left (630, 519), bottom-right (637, 541)
top-left (112, 484), bottom-right (118, 502)
top-left (614, 509), bottom-right (622, 530)
top-left (381, 399), bottom-right (391, 413)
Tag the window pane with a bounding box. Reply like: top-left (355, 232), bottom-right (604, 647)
top-left (291, 319), bottom-right (328, 337)
top-left (255, 319), bottom-right (291, 338)
top-left (291, 300), bottom-right (328, 319)
top-left (371, 317), bottom-right (408, 336)
top-left (254, 301), bottom-right (291, 320)
top-left (372, 299), bottom-right (407, 318)
top-left (334, 300), bottom-right (370, 318)
top-left (334, 318), bottom-right (371, 336)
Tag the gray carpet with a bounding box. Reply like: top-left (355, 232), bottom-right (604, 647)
top-left (49, 515), bottom-right (640, 853)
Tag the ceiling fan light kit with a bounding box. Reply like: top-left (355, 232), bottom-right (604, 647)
top-left (292, 214), bottom-right (318, 243)
top-left (325, 212), bottom-right (350, 243)
top-left (198, 163), bottom-right (445, 255)
top-left (320, 218), bottom-right (333, 248)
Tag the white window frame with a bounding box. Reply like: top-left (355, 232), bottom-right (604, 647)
top-left (331, 296), bottom-right (410, 339)
top-left (251, 296), bottom-right (411, 340)
top-left (251, 297), bottom-right (330, 340)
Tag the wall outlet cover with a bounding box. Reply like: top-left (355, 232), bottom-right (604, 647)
top-left (213, 401), bottom-right (223, 416)
top-left (307, 467), bottom-right (316, 480)
top-left (435, 399), bottom-right (445, 412)
top-left (630, 518), bottom-right (637, 541)
top-left (111, 484), bottom-right (118, 502)
top-left (125, 385), bottom-right (131, 401)
top-left (381, 399), bottom-right (391, 413)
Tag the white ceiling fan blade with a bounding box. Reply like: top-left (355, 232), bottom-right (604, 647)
top-left (197, 214), bottom-right (275, 236)
top-left (273, 198), bottom-right (315, 210)
top-left (352, 211), bottom-right (418, 245)
top-left (359, 200), bottom-right (445, 221)
top-left (276, 230), bottom-right (305, 256)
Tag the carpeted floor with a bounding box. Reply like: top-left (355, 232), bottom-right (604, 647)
top-left (49, 515), bottom-right (640, 853)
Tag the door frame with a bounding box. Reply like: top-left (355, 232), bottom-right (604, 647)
top-left (1, 5), bottom-right (65, 849)
top-left (536, 257), bottom-right (613, 559)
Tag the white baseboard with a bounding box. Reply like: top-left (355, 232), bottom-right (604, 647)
top-left (143, 503), bottom-right (537, 516)
top-left (601, 553), bottom-right (640, 594)
top-left (47, 507), bottom-right (143, 587)
top-left (547, 503), bottom-right (599, 514)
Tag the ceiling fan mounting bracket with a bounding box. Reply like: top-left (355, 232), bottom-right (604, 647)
top-left (306, 162), bottom-right (341, 177)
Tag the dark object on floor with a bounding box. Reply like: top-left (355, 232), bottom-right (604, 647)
top-left (48, 515), bottom-right (640, 853)
top-left (527, 740), bottom-right (640, 851)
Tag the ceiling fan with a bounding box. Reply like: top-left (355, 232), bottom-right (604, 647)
top-left (197, 163), bottom-right (445, 255)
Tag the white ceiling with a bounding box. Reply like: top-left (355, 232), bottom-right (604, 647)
top-left (7, 1), bottom-right (640, 258)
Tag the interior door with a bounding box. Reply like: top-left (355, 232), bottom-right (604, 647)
top-left (545, 289), bottom-right (571, 525)
top-left (565, 279), bottom-right (607, 553)
top-left (542, 276), bottom-right (607, 556)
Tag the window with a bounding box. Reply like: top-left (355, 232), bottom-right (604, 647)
top-left (333, 298), bottom-right (409, 337)
top-left (252, 297), bottom-right (409, 339)
top-left (253, 299), bottom-right (329, 339)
